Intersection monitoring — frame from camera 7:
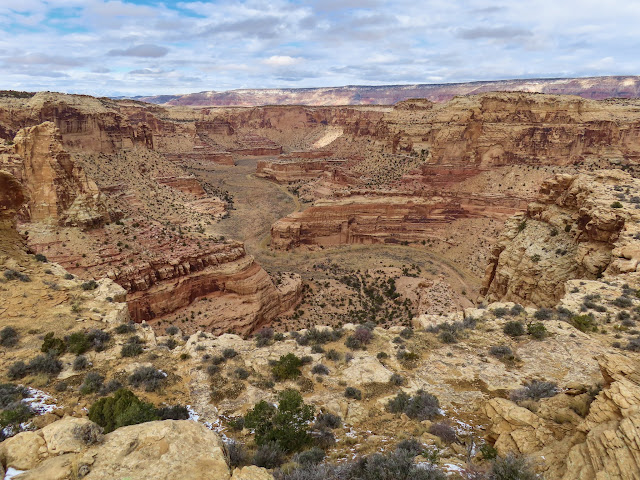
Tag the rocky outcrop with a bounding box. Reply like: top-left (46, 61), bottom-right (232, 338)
top-left (256, 158), bottom-right (348, 183)
top-left (0, 170), bottom-right (25, 220)
top-left (9, 122), bottom-right (111, 227)
top-left (271, 191), bottom-right (525, 249)
top-left (0, 418), bottom-right (273, 480)
top-left (482, 170), bottom-right (640, 306)
top-left (484, 353), bottom-right (640, 480)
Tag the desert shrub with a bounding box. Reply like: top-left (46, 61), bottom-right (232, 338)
top-left (377, 351), bottom-right (388, 360)
top-left (222, 348), bottom-right (238, 359)
top-left (224, 440), bottom-right (247, 468)
top-left (345, 326), bottom-right (373, 350)
top-left (612, 296), bottom-right (633, 308)
top-left (3, 269), bottom-right (30, 282)
top-left (34, 253), bottom-right (47, 262)
top-left (41, 332), bottom-right (67, 355)
top-left (128, 366), bottom-right (166, 392)
top-left (80, 372), bottom-right (104, 395)
top-left (165, 326), bottom-right (179, 336)
top-left (315, 412), bottom-right (342, 430)
top-left (387, 390), bottom-right (440, 421)
top-left (311, 364), bottom-right (329, 376)
top-left (571, 314), bottom-right (597, 333)
top-left (206, 364), bottom-right (220, 377)
top-left (73, 355), bottom-right (90, 371)
top-left (272, 353), bottom-right (303, 381)
top-left (489, 345), bottom-right (513, 358)
top-left (164, 338), bottom-right (177, 350)
top-left (400, 327), bottom-right (414, 339)
top-left (244, 389), bottom-right (315, 453)
top-left (390, 373), bottom-right (406, 386)
top-left (156, 405), bottom-right (189, 420)
top-left (294, 447), bottom-right (325, 465)
top-left (533, 308), bottom-right (553, 320)
top-left (255, 327), bottom-right (274, 347)
top-left (88, 389), bottom-right (158, 433)
top-left (235, 367), bottom-right (250, 380)
top-left (490, 453), bottom-right (538, 480)
top-left (274, 332), bottom-right (285, 341)
top-left (348, 449), bottom-right (446, 480)
top-left (510, 304), bottom-right (525, 316)
top-left (527, 322), bottom-right (548, 339)
top-left (429, 422), bottom-right (457, 444)
top-left (86, 329), bottom-right (110, 351)
top-left (100, 380), bottom-right (123, 396)
top-left (211, 355), bottom-right (226, 365)
top-left (253, 442), bottom-right (285, 468)
top-left (67, 331), bottom-right (91, 355)
top-left (492, 307), bottom-right (508, 318)
top-left (344, 387), bottom-right (362, 400)
top-left (0, 402), bottom-right (35, 439)
top-left (28, 353), bottom-right (62, 375)
top-left (326, 349), bottom-right (342, 361)
top-left (121, 342), bottom-right (143, 357)
top-left (511, 380), bottom-right (558, 402)
top-left (0, 327), bottom-right (18, 347)
top-left (55, 382), bottom-right (68, 392)
top-left (7, 361), bottom-right (29, 380)
top-left (479, 443), bottom-right (498, 460)
top-left (311, 345), bottom-right (325, 354)
top-left (81, 280), bottom-right (98, 291)
top-left (396, 438), bottom-right (425, 457)
top-left (503, 321), bottom-right (525, 337)
top-left (64, 273), bottom-right (74, 280)
top-left (438, 331), bottom-right (457, 344)
top-left (611, 201), bottom-right (623, 208)
top-left (626, 336), bottom-right (640, 352)
top-left (311, 427), bottom-right (336, 449)
top-left (0, 384), bottom-right (29, 408)
top-left (114, 323), bottom-right (136, 334)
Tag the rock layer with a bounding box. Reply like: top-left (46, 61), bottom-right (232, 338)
top-left (482, 170), bottom-right (640, 306)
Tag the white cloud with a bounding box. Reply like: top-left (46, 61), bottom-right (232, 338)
top-left (262, 55), bottom-right (301, 67)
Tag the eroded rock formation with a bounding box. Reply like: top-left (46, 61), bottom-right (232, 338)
top-left (6, 122), bottom-right (111, 227)
top-left (482, 170), bottom-right (640, 306)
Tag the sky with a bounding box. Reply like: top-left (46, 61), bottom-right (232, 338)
top-left (0, 0), bottom-right (639, 96)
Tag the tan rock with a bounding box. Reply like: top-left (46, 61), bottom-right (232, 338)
top-left (231, 466), bottom-right (274, 480)
top-left (0, 431), bottom-right (46, 470)
top-left (41, 417), bottom-right (103, 455)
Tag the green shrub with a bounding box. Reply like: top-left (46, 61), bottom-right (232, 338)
top-left (386, 390), bottom-right (440, 421)
top-left (344, 387), bottom-right (362, 400)
top-left (81, 280), bottom-right (98, 291)
top-left (272, 353), bottom-right (303, 381)
top-left (527, 322), bottom-right (548, 339)
top-left (294, 447), bottom-right (325, 466)
top-left (533, 308), bottom-right (553, 320)
top-left (156, 405), bottom-right (189, 420)
top-left (311, 364), bottom-right (329, 376)
top-left (0, 327), bottom-right (18, 347)
top-left (491, 453), bottom-right (538, 480)
top-left (611, 201), bottom-right (623, 208)
top-left (222, 348), bottom-right (238, 359)
top-left (88, 389), bottom-right (158, 433)
top-left (80, 372), bottom-right (104, 395)
top-left (479, 443), bottom-right (498, 460)
top-left (114, 323), bottom-right (136, 334)
top-left (571, 314), bottom-right (597, 333)
top-left (244, 389), bottom-right (315, 453)
top-left (67, 332), bottom-right (91, 355)
top-left (503, 321), bottom-right (525, 337)
top-left (0, 403), bottom-right (34, 439)
top-left (35, 253), bottom-right (48, 262)
top-left (492, 307), bottom-right (508, 318)
top-left (41, 332), bottom-right (67, 355)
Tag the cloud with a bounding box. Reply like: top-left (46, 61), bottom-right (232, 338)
top-left (262, 55), bottom-right (301, 67)
top-left (108, 44), bottom-right (169, 58)
top-left (457, 26), bottom-right (532, 40)
top-left (5, 53), bottom-right (83, 66)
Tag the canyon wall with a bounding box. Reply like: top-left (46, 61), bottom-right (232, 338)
top-left (482, 170), bottom-right (640, 306)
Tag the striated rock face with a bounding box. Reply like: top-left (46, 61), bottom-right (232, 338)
top-left (484, 353), bottom-right (640, 480)
top-left (256, 158), bottom-right (347, 183)
top-left (116, 242), bottom-right (285, 332)
top-left (271, 191), bottom-right (525, 250)
top-left (482, 170), bottom-right (640, 306)
top-left (0, 170), bottom-right (25, 220)
top-left (10, 122), bottom-right (111, 227)
top-left (0, 418), bottom-right (274, 480)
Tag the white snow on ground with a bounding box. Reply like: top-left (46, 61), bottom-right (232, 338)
top-left (23, 387), bottom-right (58, 415)
top-left (4, 467), bottom-right (25, 479)
top-left (186, 405), bottom-right (230, 442)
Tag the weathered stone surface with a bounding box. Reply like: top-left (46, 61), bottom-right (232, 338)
top-left (231, 466), bottom-right (274, 480)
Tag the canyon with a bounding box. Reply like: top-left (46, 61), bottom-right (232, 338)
top-left (0, 85), bottom-right (640, 479)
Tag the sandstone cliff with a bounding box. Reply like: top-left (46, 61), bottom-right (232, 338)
top-left (482, 170), bottom-right (640, 306)
top-left (6, 122), bottom-right (111, 227)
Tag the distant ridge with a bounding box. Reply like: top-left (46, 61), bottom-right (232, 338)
top-left (126, 76), bottom-right (640, 107)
